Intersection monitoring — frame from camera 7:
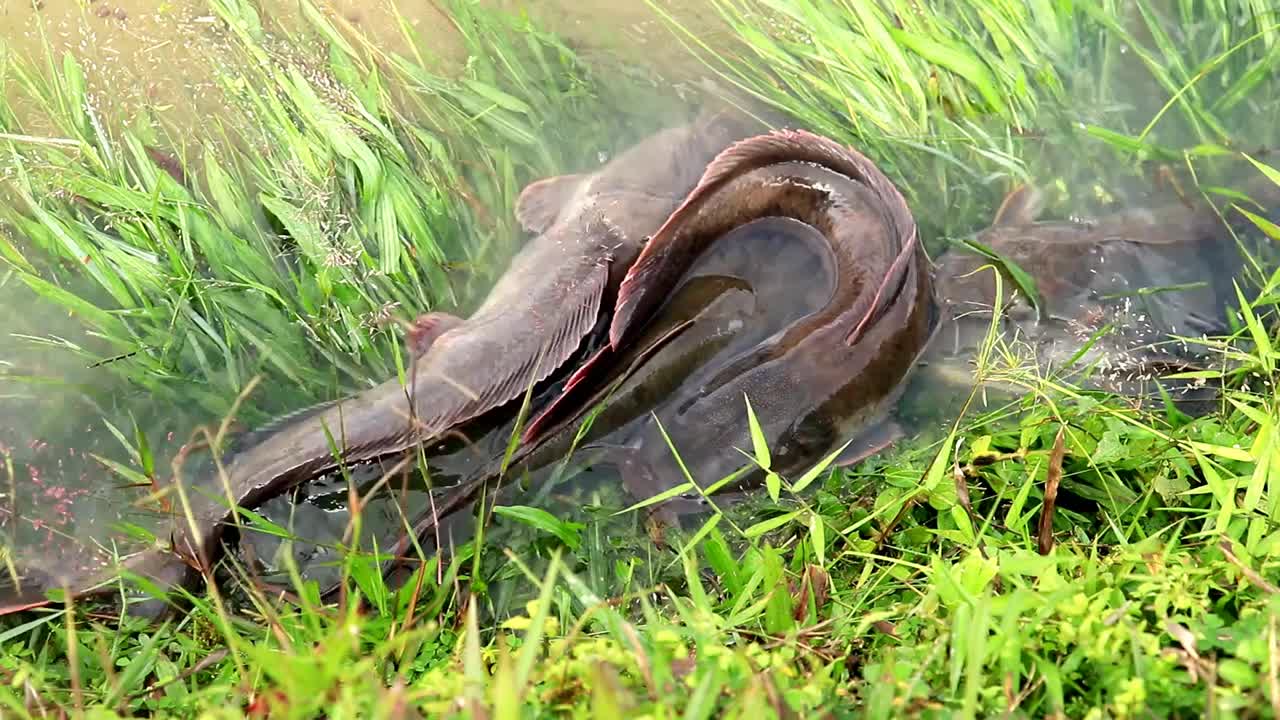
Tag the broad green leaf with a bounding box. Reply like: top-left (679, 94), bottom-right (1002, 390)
top-left (494, 506), bottom-right (583, 550)
top-left (791, 440), bottom-right (852, 494)
top-left (809, 511), bottom-right (827, 566)
top-left (616, 481), bottom-right (696, 515)
top-left (765, 470), bottom-right (782, 503)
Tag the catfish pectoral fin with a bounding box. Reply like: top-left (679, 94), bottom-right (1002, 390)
top-left (514, 173), bottom-right (586, 234)
top-left (0, 598), bottom-right (50, 616)
top-left (418, 260), bottom-right (610, 435)
top-left (522, 343), bottom-right (616, 444)
top-left (407, 311), bottom-right (464, 359)
top-left (834, 420), bottom-right (905, 468)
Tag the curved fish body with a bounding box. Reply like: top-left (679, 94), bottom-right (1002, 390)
top-left (169, 111), bottom-right (762, 556)
top-left (0, 110), bottom-right (765, 613)
top-left (236, 261), bottom-right (805, 595)
top-left (290, 132), bottom-right (938, 583)
top-left (938, 184), bottom-right (1261, 331)
top-left (519, 130), bottom-right (939, 515)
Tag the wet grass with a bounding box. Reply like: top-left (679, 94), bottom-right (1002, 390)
top-left (1, 0), bottom-right (1280, 717)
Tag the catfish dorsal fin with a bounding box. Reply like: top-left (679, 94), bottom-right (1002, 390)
top-left (609, 129), bottom-right (916, 350)
top-left (992, 184), bottom-right (1045, 226)
top-left (514, 173), bottom-right (587, 234)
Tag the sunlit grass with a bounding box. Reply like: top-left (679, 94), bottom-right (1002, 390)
top-left (1, 0), bottom-right (1279, 717)
top-left (660, 0), bottom-right (1280, 243)
top-left (1, 0), bottom-right (673, 426)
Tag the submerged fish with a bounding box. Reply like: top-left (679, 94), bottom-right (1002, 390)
top-left (928, 175), bottom-right (1279, 403)
top-left (233, 129), bottom-right (939, 596)
top-left (0, 109), bottom-right (767, 613)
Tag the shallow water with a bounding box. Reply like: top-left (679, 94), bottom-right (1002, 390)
top-left (2, 0), bottom-right (725, 135)
top-left (0, 0), bottom-right (1277, 606)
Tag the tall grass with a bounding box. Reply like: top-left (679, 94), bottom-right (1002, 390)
top-left (1, 0), bottom-right (1280, 717)
top-left (660, 0), bottom-right (1280, 242)
top-left (1, 0), bottom-right (677, 426)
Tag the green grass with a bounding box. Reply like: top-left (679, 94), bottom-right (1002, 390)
top-left (2, 0), bottom-right (1280, 717)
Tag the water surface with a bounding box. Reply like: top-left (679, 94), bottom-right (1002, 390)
top-left (0, 0), bottom-right (1276, 602)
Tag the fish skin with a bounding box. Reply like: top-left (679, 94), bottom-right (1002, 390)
top-left (383, 269), bottom-right (775, 570)
top-left (0, 109), bottom-right (767, 615)
top-left (519, 131), bottom-right (938, 521)
top-left (324, 135), bottom-right (939, 583)
top-left (249, 167), bottom-right (1280, 586)
top-left (935, 174), bottom-right (1280, 342)
top-left (347, 164), bottom-right (1280, 582)
top-left (221, 266), bottom-right (776, 600)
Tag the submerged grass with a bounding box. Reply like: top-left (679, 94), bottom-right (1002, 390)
top-left (1, 0), bottom-right (1280, 717)
top-left (2, 0), bottom-right (676, 426)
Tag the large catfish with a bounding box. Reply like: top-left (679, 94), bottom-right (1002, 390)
top-left (247, 267), bottom-right (779, 593)
top-left (403, 129), bottom-right (938, 538)
top-left (264, 161), bottom-right (1279, 590)
top-left (233, 129), bottom-right (940, 592)
top-left (0, 110), bottom-right (765, 614)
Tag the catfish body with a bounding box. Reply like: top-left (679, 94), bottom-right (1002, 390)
top-left (928, 176), bottom-right (1279, 403)
top-left (246, 267), bottom-right (780, 591)
top-left (521, 130), bottom-right (938, 514)
top-left (0, 110), bottom-right (764, 612)
top-left (164, 111), bottom-right (761, 560)
top-left (284, 131), bottom-right (939, 582)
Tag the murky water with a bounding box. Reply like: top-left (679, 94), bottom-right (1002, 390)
top-left (0, 0), bottom-right (1277, 607)
top-left (0, 0), bottom-right (738, 599)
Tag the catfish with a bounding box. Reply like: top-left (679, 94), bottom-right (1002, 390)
top-left (928, 174), bottom-right (1279, 403)
top-left (0, 109), bottom-right (766, 614)
top-left (245, 267), bottom-right (777, 593)
top-left (515, 129), bottom-right (938, 518)
top-left (244, 130), bottom-right (940, 590)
